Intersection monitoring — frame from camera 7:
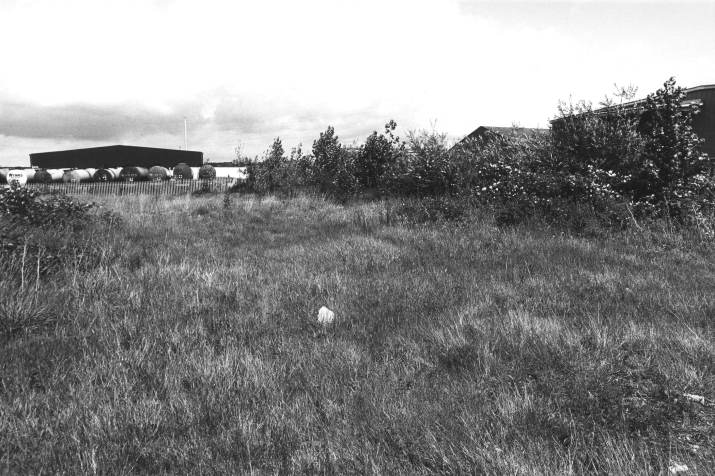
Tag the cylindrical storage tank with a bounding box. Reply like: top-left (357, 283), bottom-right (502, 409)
top-left (148, 165), bottom-right (171, 181)
top-left (7, 169), bottom-right (36, 186)
top-left (198, 164), bottom-right (216, 180)
top-left (63, 169), bottom-right (95, 183)
top-left (119, 166), bottom-right (149, 182)
top-left (173, 163), bottom-right (193, 180)
top-left (93, 167), bottom-right (122, 182)
top-left (34, 169), bottom-right (65, 183)
top-left (0, 168), bottom-right (9, 184)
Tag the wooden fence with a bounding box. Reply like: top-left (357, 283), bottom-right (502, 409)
top-left (24, 178), bottom-right (235, 196)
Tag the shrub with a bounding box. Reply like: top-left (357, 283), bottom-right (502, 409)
top-left (290, 145), bottom-right (314, 190)
top-left (252, 137), bottom-right (287, 195)
top-left (311, 126), bottom-right (358, 201)
top-left (244, 140), bottom-right (313, 197)
top-left (551, 86), bottom-right (644, 179)
top-left (354, 120), bottom-right (405, 191)
top-left (235, 76), bottom-right (713, 230)
top-left (550, 77), bottom-right (714, 220)
top-left (0, 184), bottom-right (94, 227)
top-left (401, 129), bottom-right (452, 196)
top-left (0, 186), bottom-right (111, 281)
top-left (633, 78), bottom-right (713, 213)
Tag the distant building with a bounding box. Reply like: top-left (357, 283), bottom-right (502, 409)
top-left (670, 84), bottom-right (714, 157)
top-left (30, 145), bottom-right (203, 169)
top-left (454, 126), bottom-right (548, 148)
top-left (551, 84), bottom-right (715, 158)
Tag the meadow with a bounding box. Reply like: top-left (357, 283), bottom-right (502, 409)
top-left (1, 192), bottom-right (713, 474)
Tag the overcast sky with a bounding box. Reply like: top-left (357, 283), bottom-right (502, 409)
top-left (1, 0), bottom-right (714, 167)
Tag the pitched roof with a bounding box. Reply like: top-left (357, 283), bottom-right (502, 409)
top-left (551, 83), bottom-right (713, 123)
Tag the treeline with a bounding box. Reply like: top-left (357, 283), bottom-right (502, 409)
top-left (239, 78), bottom-right (714, 228)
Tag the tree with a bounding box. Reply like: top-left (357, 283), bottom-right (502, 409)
top-left (311, 126), bottom-right (356, 200)
top-left (252, 137), bottom-right (286, 194)
top-left (401, 128), bottom-right (451, 196)
top-left (550, 88), bottom-right (643, 178)
top-left (634, 77), bottom-right (709, 205)
top-left (354, 120), bottom-right (404, 190)
top-left (289, 144), bottom-right (313, 188)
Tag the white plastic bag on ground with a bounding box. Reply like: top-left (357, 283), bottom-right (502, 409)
top-left (669, 461), bottom-right (688, 474)
top-left (318, 306), bottom-right (335, 324)
top-left (683, 393), bottom-right (705, 405)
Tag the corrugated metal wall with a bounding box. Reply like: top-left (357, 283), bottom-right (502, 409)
top-left (686, 88), bottom-right (715, 158)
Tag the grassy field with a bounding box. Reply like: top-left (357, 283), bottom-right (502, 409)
top-left (1, 193), bottom-right (713, 474)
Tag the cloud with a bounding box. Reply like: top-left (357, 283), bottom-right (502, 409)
top-left (0, 93), bottom-right (406, 166)
top-left (0, 100), bottom-right (205, 141)
top-left (1, 0), bottom-right (713, 166)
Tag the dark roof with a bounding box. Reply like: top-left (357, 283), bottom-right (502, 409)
top-left (453, 126), bottom-right (547, 148)
top-left (467, 126), bottom-right (547, 139)
top-left (550, 83), bottom-right (714, 123)
top-left (30, 145), bottom-right (203, 169)
top-left (31, 144), bottom-right (202, 155)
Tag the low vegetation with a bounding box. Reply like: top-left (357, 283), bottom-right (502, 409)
top-left (1, 190), bottom-right (713, 473)
top-left (243, 78), bottom-right (715, 232)
top-left (1, 77), bottom-right (713, 473)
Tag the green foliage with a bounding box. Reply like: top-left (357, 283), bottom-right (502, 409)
top-left (290, 144), bottom-right (314, 188)
top-left (0, 184), bottom-right (94, 227)
top-left (635, 78), bottom-right (712, 208)
top-left (391, 195), bottom-right (472, 224)
top-left (443, 78), bottom-right (714, 229)
top-left (0, 291), bottom-right (54, 341)
top-left (0, 186), bottom-right (114, 284)
top-left (311, 126), bottom-right (358, 201)
top-left (253, 137), bottom-right (286, 194)
top-left (244, 141), bottom-right (313, 196)
top-left (1, 194), bottom-right (713, 473)
top-left (235, 78), bottom-right (712, 231)
top-left (401, 128), bottom-right (452, 196)
top-left (354, 120), bottom-right (405, 191)
top-left (549, 77), bottom-right (714, 220)
top-left (551, 86), bottom-right (644, 177)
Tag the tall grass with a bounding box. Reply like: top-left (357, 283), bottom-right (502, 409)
top-left (1, 193), bottom-right (712, 474)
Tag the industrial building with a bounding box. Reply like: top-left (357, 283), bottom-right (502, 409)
top-left (550, 83), bottom-right (715, 157)
top-left (454, 84), bottom-right (714, 157)
top-left (29, 145), bottom-right (203, 169)
top-left (671, 84), bottom-right (714, 157)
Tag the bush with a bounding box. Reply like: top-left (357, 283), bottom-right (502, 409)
top-left (235, 77), bottom-right (713, 231)
top-left (252, 137), bottom-right (287, 195)
top-left (551, 86), bottom-right (644, 179)
top-left (311, 126), bottom-right (358, 201)
top-left (0, 186), bottom-right (111, 281)
top-left (354, 120), bottom-right (405, 191)
top-left (0, 184), bottom-right (94, 227)
top-left (550, 77), bottom-right (714, 220)
top-left (244, 140), bottom-right (313, 197)
top-left (634, 78), bottom-right (713, 212)
top-left (390, 129), bottom-right (452, 196)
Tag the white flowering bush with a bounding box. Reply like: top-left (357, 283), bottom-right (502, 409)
top-left (551, 77), bottom-right (714, 221)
